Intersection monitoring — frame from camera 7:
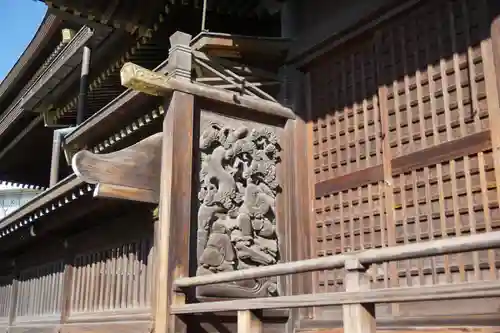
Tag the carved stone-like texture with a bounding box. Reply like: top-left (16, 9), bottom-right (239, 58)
top-left (197, 114), bottom-right (281, 298)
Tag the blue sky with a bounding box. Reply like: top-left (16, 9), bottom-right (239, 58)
top-left (0, 1), bottom-right (47, 81)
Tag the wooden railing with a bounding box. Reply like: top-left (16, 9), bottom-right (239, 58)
top-left (171, 231), bottom-right (500, 333)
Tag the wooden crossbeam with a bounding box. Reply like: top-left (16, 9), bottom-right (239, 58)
top-left (120, 62), bottom-right (295, 119)
top-left (190, 32), bottom-right (289, 60)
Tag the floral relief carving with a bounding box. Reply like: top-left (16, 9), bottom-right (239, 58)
top-left (196, 120), bottom-right (281, 298)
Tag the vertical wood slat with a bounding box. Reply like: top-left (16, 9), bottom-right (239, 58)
top-left (69, 237), bottom-right (153, 314)
top-left (7, 267), bottom-right (18, 326)
top-left (15, 261), bottom-right (64, 319)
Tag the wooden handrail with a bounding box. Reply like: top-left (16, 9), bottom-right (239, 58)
top-left (171, 280), bottom-right (500, 314)
top-left (174, 230), bottom-right (500, 288)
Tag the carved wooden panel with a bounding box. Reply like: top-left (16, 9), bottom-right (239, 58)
top-left (70, 237), bottom-right (154, 314)
top-left (15, 261), bottom-right (64, 320)
top-left (195, 109), bottom-right (282, 298)
top-left (307, 0), bottom-right (500, 318)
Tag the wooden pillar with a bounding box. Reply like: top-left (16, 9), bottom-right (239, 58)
top-left (342, 259), bottom-right (376, 333)
top-left (154, 31), bottom-right (194, 333)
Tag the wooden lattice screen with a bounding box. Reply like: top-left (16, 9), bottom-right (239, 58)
top-left (308, 0), bottom-right (500, 316)
top-left (70, 236), bottom-right (154, 314)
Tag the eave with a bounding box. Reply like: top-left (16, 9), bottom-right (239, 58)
top-left (40, 0), bottom-right (284, 36)
top-left (0, 174), bottom-right (93, 251)
top-left (0, 27), bottom-right (97, 141)
top-left (20, 26), bottom-right (97, 111)
top-left (0, 13), bottom-right (63, 110)
top-left (48, 24), bottom-right (171, 127)
top-left (64, 60), bottom-right (168, 155)
top-left (0, 173), bottom-right (154, 252)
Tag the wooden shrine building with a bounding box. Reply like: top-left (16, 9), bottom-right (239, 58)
top-left (0, 1), bottom-right (500, 333)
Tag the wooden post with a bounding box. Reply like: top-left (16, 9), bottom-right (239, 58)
top-left (342, 259), bottom-right (376, 333)
top-left (154, 31), bottom-right (194, 333)
top-left (237, 310), bottom-right (262, 333)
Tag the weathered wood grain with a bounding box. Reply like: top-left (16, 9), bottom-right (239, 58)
top-left (155, 90), bottom-right (194, 333)
top-left (10, 325), bottom-right (58, 333)
top-left (238, 310), bottom-right (262, 333)
top-left (191, 32), bottom-right (290, 59)
top-left (94, 183), bottom-right (158, 203)
top-left (60, 321), bottom-right (151, 333)
top-left (391, 131), bottom-right (492, 176)
top-left (71, 132), bottom-right (162, 202)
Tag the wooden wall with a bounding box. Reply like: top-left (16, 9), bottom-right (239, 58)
top-left (303, 0), bottom-right (500, 324)
top-left (0, 205), bottom-right (154, 333)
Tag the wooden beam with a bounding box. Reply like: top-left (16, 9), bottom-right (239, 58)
top-left (94, 183), bottom-right (158, 203)
top-left (0, 116), bottom-right (42, 162)
top-left (391, 130), bottom-right (492, 175)
top-left (314, 130), bottom-right (493, 198)
top-left (71, 132), bottom-right (162, 203)
top-left (297, 327), bottom-right (498, 333)
top-left (191, 32), bottom-right (290, 60)
top-left (315, 165), bottom-right (384, 198)
top-left (120, 62), bottom-right (295, 119)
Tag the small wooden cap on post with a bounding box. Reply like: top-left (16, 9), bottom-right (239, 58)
top-left (166, 31), bottom-right (192, 81)
top-left (343, 259), bottom-right (376, 333)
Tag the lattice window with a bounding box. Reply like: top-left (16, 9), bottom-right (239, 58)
top-left (309, 0), bottom-right (500, 296)
top-left (377, 0), bottom-right (490, 159)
